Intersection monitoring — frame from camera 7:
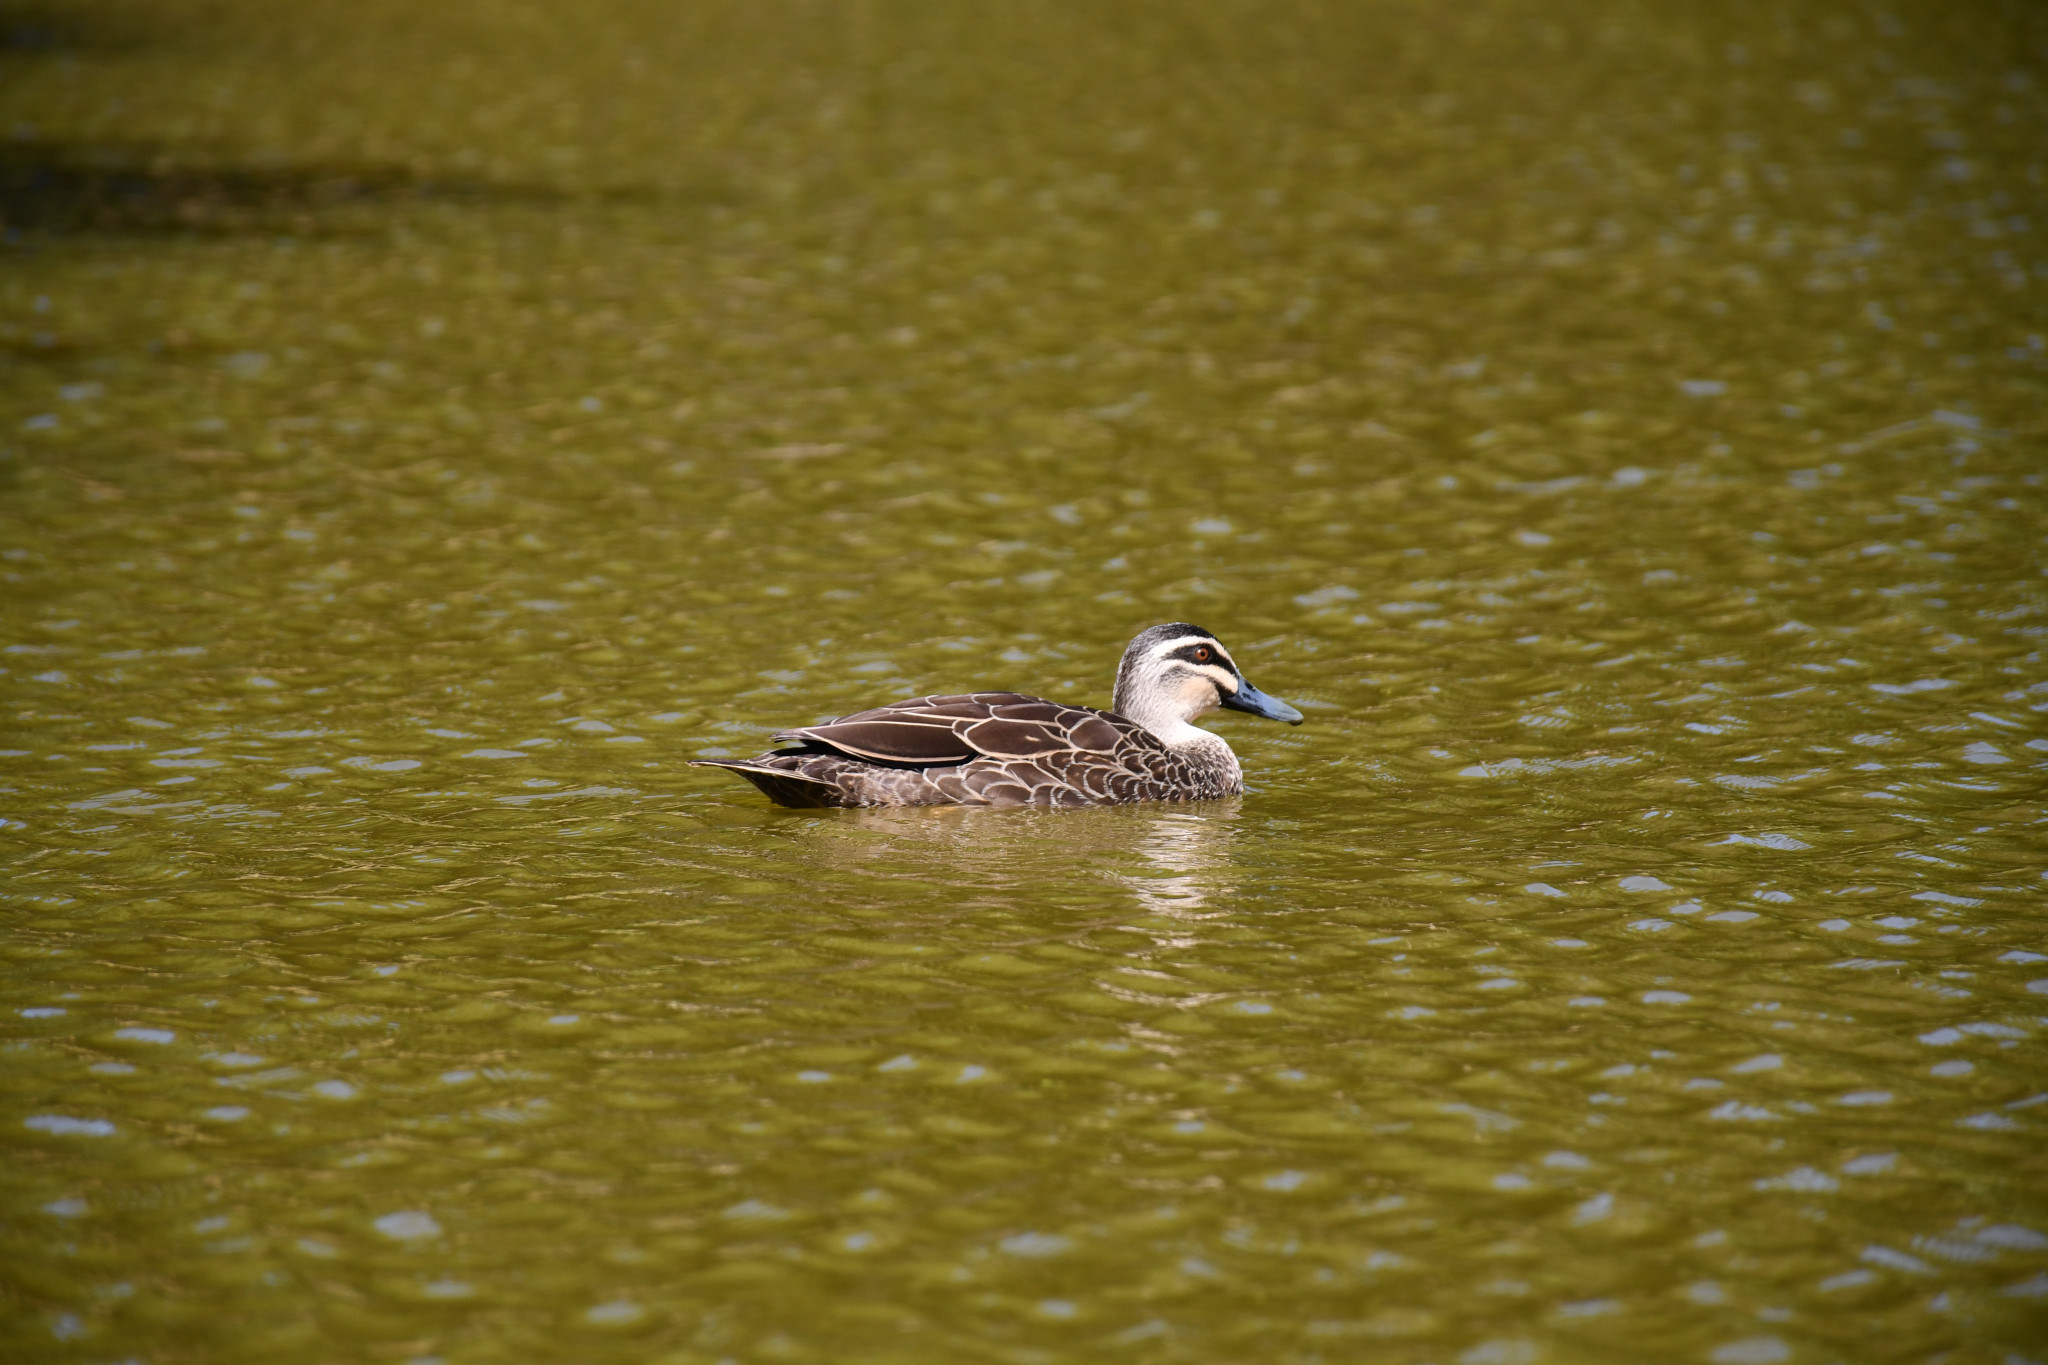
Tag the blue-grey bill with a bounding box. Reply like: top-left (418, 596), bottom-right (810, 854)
top-left (1223, 679), bottom-right (1305, 725)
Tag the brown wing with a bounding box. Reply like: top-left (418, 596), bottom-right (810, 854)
top-left (774, 693), bottom-right (1157, 769)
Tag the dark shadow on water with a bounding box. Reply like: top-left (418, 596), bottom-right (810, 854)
top-left (0, 5), bottom-right (717, 245)
top-left (0, 0), bottom-right (157, 55)
top-left (0, 3), bottom-right (376, 239)
top-left (0, 138), bottom-right (688, 242)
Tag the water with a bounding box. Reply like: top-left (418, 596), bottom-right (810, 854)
top-left (3, 1), bottom-right (2046, 1360)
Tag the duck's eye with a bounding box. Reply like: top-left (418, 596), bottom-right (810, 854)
top-left (1194, 647), bottom-right (1211, 662)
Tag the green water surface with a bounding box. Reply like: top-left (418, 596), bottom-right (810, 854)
top-left (3, 2), bottom-right (2047, 1361)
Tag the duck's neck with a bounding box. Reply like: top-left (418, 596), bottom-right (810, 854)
top-left (1114, 691), bottom-right (1241, 775)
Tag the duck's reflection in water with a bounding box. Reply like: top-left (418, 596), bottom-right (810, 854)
top-left (780, 800), bottom-right (1243, 922)
top-left (1118, 804), bottom-right (1240, 922)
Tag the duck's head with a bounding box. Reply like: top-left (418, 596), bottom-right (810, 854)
top-left (1111, 623), bottom-right (1304, 737)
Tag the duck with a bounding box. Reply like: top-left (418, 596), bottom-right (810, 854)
top-left (690, 623), bottom-right (1303, 808)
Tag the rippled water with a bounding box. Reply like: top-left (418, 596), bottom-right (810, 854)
top-left (4, 1), bottom-right (2046, 1360)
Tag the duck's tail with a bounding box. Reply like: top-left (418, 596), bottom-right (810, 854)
top-left (688, 758), bottom-right (849, 808)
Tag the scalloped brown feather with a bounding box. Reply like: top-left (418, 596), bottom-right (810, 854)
top-left (692, 691), bottom-right (1242, 808)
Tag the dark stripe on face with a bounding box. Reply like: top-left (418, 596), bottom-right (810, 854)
top-left (1166, 641), bottom-right (1233, 671)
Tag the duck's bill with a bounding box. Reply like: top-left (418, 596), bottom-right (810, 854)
top-left (1222, 678), bottom-right (1304, 725)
